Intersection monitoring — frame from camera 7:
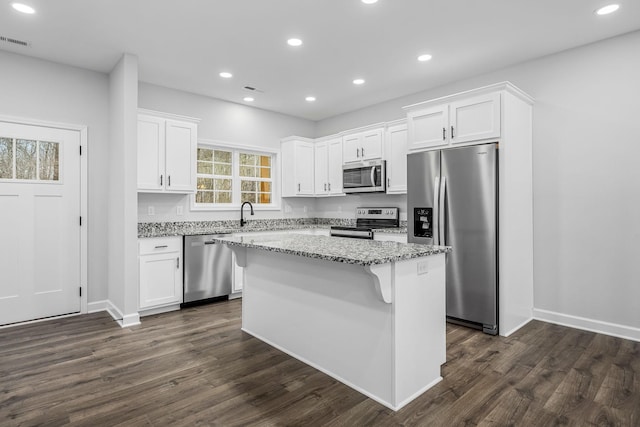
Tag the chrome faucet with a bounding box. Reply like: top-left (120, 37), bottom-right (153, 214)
top-left (240, 201), bottom-right (254, 227)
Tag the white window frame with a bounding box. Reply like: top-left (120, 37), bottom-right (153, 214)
top-left (191, 139), bottom-right (281, 211)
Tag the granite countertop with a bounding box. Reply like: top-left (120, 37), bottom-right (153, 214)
top-left (373, 227), bottom-right (407, 234)
top-left (138, 219), bottom-right (408, 238)
top-left (213, 233), bottom-right (450, 266)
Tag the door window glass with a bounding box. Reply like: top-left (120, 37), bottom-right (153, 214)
top-left (0, 137), bottom-right (61, 182)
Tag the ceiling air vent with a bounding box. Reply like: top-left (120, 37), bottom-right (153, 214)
top-left (243, 86), bottom-right (264, 93)
top-left (0, 35), bottom-right (31, 48)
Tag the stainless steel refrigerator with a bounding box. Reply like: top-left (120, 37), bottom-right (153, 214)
top-left (408, 143), bottom-right (498, 335)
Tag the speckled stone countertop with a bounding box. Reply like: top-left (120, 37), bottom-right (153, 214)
top-left (213, 233), bottom-right (450, 266)
top-left (138, 218), bottom-right (408, 238)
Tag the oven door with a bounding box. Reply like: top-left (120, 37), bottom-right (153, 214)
top-left (343, 161), bottom-right (385, 193)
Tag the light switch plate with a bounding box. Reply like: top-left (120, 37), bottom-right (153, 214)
top-left (148, 206), bottom-right (155, 216)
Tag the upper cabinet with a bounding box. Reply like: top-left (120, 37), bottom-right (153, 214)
top-left (343, 127), bottom-right (383, 163)
top-left (405, 91), bottom-right (500, 151)
top-left (281, 137), bottom-right (315, 197)
top-left (314, 137), bottom-right (343, 196)
top-left (385, 121), bottom-right (408, 194)
top-left (137, 110), bottom-right (199, 193)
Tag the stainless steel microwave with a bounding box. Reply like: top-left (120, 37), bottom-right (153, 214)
top-left (342, 160), bottom-right (386, 193)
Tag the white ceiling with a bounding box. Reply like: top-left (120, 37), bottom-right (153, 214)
top-left (1, 0), bottom-right (639, 121)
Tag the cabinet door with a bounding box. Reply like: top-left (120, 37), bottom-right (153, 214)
top-left (137, 115), bottom-right (165, 191)
top-left (296, 141), bottom-right (315, 195)
top-left (361, 128), bottom-right (383, 160)
top-left (314, 142), bottom-right (329, 195)
top-left (385, 123), bottom-right (408, 194)
top-left (165, 120), bottom-right (197, 193)
top-left (327, 138), bottom-right (343, 195)
top-left (407, 105), bottom-right (449, 150)
top-left (450, 93), bottom-right (500, 144)
top-left (139, 251), bottom-right (182, 309)
top-left (342, 133), bottom-right (361, 163)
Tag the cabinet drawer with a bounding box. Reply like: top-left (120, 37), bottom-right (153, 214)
top-left (139, 236), bottom-right (182, 255)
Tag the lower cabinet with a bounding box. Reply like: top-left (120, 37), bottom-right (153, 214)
top-left (138, 236), bottom-right (183, 312)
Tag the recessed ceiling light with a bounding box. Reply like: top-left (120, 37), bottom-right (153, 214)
top-left (595, 4), bottom-right (619, 15)
top-left (243, 97), bottom-right (254, 102)
top-left (12, 3), bottom-right (35, 14)
top-left (362, 0), bottom-right (378, 4)
top-left (417, 54), bottom-right (433, 62)
top-left (219, 72), bottom-right (233, 78)
top-left (353, 78), bottom-right (365, 85)
top-left (287, 38), bottom-right (303, 47)
top-left (305, 96), bottom-right (316, 102)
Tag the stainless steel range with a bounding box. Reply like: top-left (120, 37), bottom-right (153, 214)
top-left (330, 207), bottom-right (399, 239)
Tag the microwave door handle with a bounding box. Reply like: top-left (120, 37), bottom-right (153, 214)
top-left (433, 176), bottom-right (440, 245)
top-left (371, 166), bottom-right (376, 186)
top-left (439, 176), bottom-right (446, 245)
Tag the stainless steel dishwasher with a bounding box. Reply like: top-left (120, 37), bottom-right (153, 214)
top-left (183, 234), bottom-right (232, 305)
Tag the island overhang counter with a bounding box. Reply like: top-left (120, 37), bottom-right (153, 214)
top-left (213, 233), bottom-right (451, 411)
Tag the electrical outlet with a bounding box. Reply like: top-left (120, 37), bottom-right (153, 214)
top-left (284, 204), bottom-right (292, 214)
top-left (417, 261), bottom-right (429, 275)
top-left (176, 205), bottom-right (184, 216)
top-left (147, 206), bottom-right (155, 216)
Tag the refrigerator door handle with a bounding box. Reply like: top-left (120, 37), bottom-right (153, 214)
top-left (433, 176), bottom-right (440, 245)
top-left (439, 176), bottom-right (446, 245)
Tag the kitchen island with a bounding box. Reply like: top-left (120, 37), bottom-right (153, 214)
top-left (213, 233), bottom-right (451, 411)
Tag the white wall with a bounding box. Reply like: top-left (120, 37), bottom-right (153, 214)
top-left (0, 50), bottom-right (110, 304)
top-left (137, 83), bottom-right (318, 223)
top-left (108, 54), bottom-right (140, 323)
top-left (315, 31), bottom-right (640, 337)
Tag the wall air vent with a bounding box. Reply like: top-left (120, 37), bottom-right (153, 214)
top-left (0, 35), bottom-right (31, 47)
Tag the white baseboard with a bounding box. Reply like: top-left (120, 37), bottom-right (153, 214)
top-left (533, 308), bottom-right (640, 342)
top-left (87, 300), bottom-right (141, 328)
top-left (500, 317), bottom-right (533, 337)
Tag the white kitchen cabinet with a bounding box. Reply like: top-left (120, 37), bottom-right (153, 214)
top-left (314, 137), bottom-right (343, 196)
top-left (406, 92), bottom-right (500, 151)
top-left (384, 121), bottom-right (408, 194)
top-left (450, 92), bottom-right (501, 144)
top-left (137, 110), bottom-right (198, 193)
top-left (281, 137), bottom-right (315, 197)
top-left (138, 236), bottom-right (183, 311)
top-left (342, 127), bottom-right (383, 163)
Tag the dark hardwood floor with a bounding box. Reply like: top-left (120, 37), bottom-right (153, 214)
top-left (1, 299), bottom-right (638, 426)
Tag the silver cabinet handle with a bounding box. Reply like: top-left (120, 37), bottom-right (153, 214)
top-left (176, 257), bottom-right (180, 269)
top-left (442, 127), bottom-right (446, 140)
top-left (433, 176), bottom-right (440, 245)
top-left (298, 183), bottom-right (301, 192)
top-left (154, 245), bottom-right (168, 249)
top-left (160, 175), bottom-right (163, 186)
top-left (168, 175), bottom-right (171, 186)
top-left (328, 182), bottom-right (331, 191)
top-left (387, 177), bottom-right (390, 187)
top-left (356, 148), bottom-right (360, 158)
top-left (324, 183), bottom-right (327, 191)
top-left (439, 176), bottom-right (446, 244)
top-left (361, 147), bottom-right (365, 157)
top-left (451, 126), bottom-right (455, 138)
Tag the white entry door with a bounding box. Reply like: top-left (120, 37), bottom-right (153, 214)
top-left (0, 121), bottom-right (81, 325)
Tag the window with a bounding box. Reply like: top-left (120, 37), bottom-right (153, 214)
top-left (194, 143), bottom-right (277, 210)
top-left (0, 137), bottom-right (60, 182)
